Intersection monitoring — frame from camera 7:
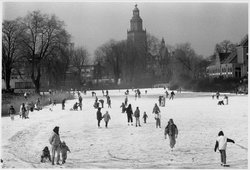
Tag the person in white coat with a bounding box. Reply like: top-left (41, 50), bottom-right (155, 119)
top-left (49, 126), bottom-right (61, 165)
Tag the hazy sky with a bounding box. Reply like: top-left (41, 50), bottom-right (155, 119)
top-left (3, 1), bottom-right (248, 58)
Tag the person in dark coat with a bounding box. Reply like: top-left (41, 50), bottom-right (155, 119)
top-left (8, 105), bottom-right (16, 120)
top-left (96, 108), bottom-right (103, 128)
top-left (79, 95), bottom-right (83, 110)
top-left (120, 102), bottom-right (126, 113)
top-left (126, 104), bottom-right (133, 126)
top-left (164, 119), bottom-right (178, 150)
top-left (62, 99), bottom-right (66, 110)
top-left (169, 91), bottom-right (175, 100)
top-left (142, 112), bottom-right (148, 123)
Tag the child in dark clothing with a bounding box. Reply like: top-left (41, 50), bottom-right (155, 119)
top-left (41, 146), bottom-right (51, 162)
top-left (214, 131), bottom-right (235, 167)
top-left (142, 112), bottom-right (148, 123)
top-left (60, 141), bottom-right (71, 164)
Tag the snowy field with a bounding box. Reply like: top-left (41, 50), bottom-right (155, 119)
top-left (1, 88), bottom-right (248, 169)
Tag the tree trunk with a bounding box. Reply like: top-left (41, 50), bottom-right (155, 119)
top-left (31, 64), bottom-right (41, 94)
top-left (5, 66), bottom-right (11, 90)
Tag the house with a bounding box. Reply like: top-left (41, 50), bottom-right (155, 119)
top-left (207, 35), bottom-right (248, 78)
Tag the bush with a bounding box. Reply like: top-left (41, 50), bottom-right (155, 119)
top-left (2, 92), bottom-right (75, 117)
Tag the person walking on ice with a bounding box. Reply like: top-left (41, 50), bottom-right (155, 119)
top-left (134, 107), bottom-right (141, 127)
top-left (169, 91), bottom-right (175, 100)
top-left (164, 119), bottom-right (178, 151)
top-left (126, 104), bottom-right (133, 126)
top-left (60, 141), bottom-right (71, 164)
top-left (96, 107), bottom-right (103, 128)
top-left (103, 111), bottom-right (111, 128)
top-left (214, 131), bottom-right (235, 167)
top-left (142, 112), bottom-right (148, 123)
top-left (49, 126), bottom-right (61, 165)
top-left (154, 111), bottom-right (161, 128)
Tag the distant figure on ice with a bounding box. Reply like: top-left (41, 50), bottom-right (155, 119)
top-left (62, 99), bottom-right (66, 110)
top-left (134, 107), bottom-right (141, 127)
top-left (218, 100), bottom-right (224, 105)
top-left (169, 91), bottom-right (175, 100)
top-left (92, 91), bottom-right (96, 97)
top-left (20, 103), bottom-right (26, 119)
top-left (73, 102), bottom-right (79, 110)
top-left (158, 96), bottom-right (162, 106)
top-left (214, 131), bottom-right (235, 167)
top-left (164, 119), bottom-right (178, 150)
top-left (212, 95), bottom-right (215, 99)
top-left (145, 90), bottom-right (147, 94)
top-left (96, 108), bottom-right (103, 128)
top-left (8, 105), bottom-right (16, 121)
top-left (137, 89), bottom-right (141, 98)
top-left (99, 99), bottom-right (104, 108)
top-left (49, 126), bottom-right (61, 165)
top-left (142, 112), bottom-right (148, 123)
top-left (224, 95), bottom-right (228, 105)
top-left (216, 91), bottom-right (220, 99)
top-left (107, 96), bottom-right (111, 108)
top-left (154, 111), bottom-right (161, 128)
top-left (125, 96), bottom-right (128, 106)
top-left (60, 141), bottom-right (71, 164)
top-left (135, 91), bottom-right (138, 100)
top-left (103, 111), bottom-right (111, 128)
top-left (120, 102), bottom-right (126, 113)
top-left (106, 90), bottom-right (109, 96)
top-left (126, 104), bottom-right (133, 126)
top-left (152, 103), bottom-right (160, 115)
top-left (79, 95), bottom-right (83, 110)
top-left (102, 89), bottom-right (104, 96)
top-left (165, 90), bottom-right (169, 98)
top-left (41, 146), bottom-right (51, 163)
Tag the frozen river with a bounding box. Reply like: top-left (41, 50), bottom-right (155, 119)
top-left (1, 88), bottom-right (248, 168)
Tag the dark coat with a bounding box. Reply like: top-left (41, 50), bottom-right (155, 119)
top-left (97, 110), bottom-right (102, 120)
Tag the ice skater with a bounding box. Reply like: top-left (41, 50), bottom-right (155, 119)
top-left (62, 99), bottom-right (66, 110)
top-left (155, 111), bottom-right (161, 128)
top-left (152, 103), bottom-right (160, 114)
top-left (224, 95), bottom-right (228, 105)
top-left (120, 102), bottom-right (126, 113)
top-left (107, 96), bottom-right (111, 108)
top-left (142, 112), bottom-right (148, 123)
top-left (79, 95), bottom-right (82, 110)
top-left (214, 131), bottom-right (235, 167)
top-left (60, 141), bottom-right (71, 164)
top-left (125, 96), bottom-right (128, 106)
top-left (96, 107), bottom-right (103, 128)
top-left (103, 111), bottom-right (111, 128)
top-left (169, 91), bottom-right (175, 100)
top-left (99, 99), bottom-right (104, 108)
top-left (134, 107), bottom-right (141, 127)
top-left (126, 104), bottom-right (133, 126)
top-left (164, 119), bottom-right (178, 150)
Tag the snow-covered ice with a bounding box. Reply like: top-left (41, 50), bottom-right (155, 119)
top-left (1, 88), bottom-right (248, 168)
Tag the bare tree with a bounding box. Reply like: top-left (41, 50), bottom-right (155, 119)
top-left (2, 19), bottom-right (23, 90)
top-left (70, 46), bottom-right (89, 85)
top-left (20, 10), bottom-right (70, 93)
top-left (215, 40), bottom-right (237, 54)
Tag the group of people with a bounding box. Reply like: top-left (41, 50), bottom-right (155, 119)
top-left (44, 126), bottom-right (71, 165)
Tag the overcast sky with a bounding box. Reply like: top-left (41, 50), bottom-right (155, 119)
top-left (3, 1), bottom-right (248, 58)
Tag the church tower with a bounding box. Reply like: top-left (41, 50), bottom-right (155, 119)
top-left (127, 4), bottom-right (147, 57)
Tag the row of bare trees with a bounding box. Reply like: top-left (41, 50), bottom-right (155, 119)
top-left (2, 10), bottom-right (89, 93)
